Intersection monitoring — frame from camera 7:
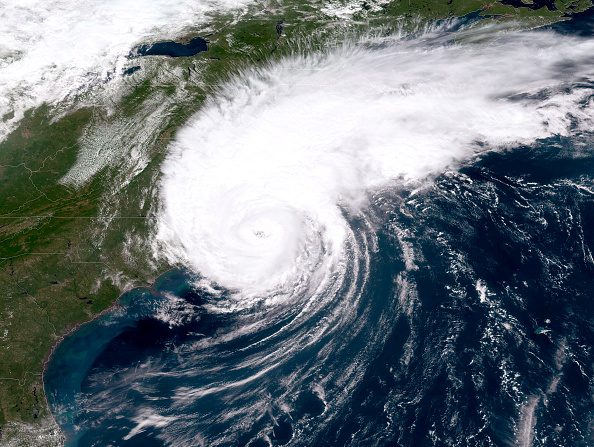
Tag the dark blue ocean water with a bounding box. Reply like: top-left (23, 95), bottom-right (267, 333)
top-left (45, 136), bottom-right (594, 446)
top-left (45, 11), bottom-right (594, 447)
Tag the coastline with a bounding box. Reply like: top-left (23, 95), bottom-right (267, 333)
top-left (1, 2), bottom-right (592, 444)
top-left (39, 267), bottom-right (177, 446)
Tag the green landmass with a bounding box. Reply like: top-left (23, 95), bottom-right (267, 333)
top-left (0, 0), bottom-right (591, 444)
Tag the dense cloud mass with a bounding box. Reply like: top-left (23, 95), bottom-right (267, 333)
top-left (0, 0), bottom-right (251, 140)
top-left (39, 14), bottom-right (594, 447)
top-left (155, 24), bottom-right (594, 297)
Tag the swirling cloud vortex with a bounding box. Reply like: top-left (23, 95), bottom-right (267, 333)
top-left (155, 26), bottom-right (594, 296)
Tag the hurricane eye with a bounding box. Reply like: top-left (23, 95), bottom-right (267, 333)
top-left (254, 230), bottom-right (267, 238)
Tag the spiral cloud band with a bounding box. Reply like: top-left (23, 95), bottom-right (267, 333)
top-left (155, 24), bottom-right (594, 297)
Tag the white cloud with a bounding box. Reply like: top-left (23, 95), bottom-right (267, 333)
top-left (154, 25), bottom-right (594, 298)
top-left (0, 0), bottom-right (251, 140)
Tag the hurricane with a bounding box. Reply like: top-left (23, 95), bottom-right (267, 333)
top-left (44, 16), bottom-right (594, 447)
top-left (155, 23), bottom-right (593, 298)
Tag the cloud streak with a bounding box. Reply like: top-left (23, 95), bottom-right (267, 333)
top-left (155, 24), bottom-right (594, 297)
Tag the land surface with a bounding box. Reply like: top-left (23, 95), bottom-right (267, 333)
top-left (0, 0), bottom-right (591, 445)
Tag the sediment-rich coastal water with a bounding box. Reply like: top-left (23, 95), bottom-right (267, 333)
top-left (45, 12), bottom-right (594, 447)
